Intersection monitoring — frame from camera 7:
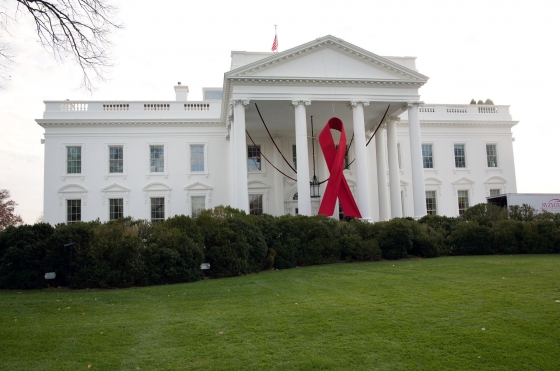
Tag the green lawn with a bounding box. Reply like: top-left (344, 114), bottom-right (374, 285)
top-left (1, 255), bottom-right (559, 371)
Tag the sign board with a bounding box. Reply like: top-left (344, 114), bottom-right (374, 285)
top-left (44, 272), bottom-right (56, 280)
top-left (200, 263), bottom-right (211, 270)
top-left (507, 194), bottom-right (560, 214)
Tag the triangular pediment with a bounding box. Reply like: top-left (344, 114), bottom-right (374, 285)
top-left (184, 182), bottom-right (213, 191)
top-left (227, 35), bottom-right (428, 82)
top-left (101, 183), bottom-right (131, 192)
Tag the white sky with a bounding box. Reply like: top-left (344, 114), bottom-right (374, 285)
top-left (1, 0), bottom-right (559, 223)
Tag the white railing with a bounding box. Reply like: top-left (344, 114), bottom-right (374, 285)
top-left (60, 102), bottom-right (88, 111)
top-left (144, 103), bottom-right (170, 111)
top-left (185, 103), bottom-right (210, 111)
top-left (446, 106), bottom-right (468, 113)
top-left (478, 106), bottom-right (498, 113)
top-left (103, 103), bottom-right (129, 111)
top-left (419, 106), bottom-right (435, 113)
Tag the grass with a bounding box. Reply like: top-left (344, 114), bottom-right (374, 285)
top-left (1, 255), bottom-right (559, 371)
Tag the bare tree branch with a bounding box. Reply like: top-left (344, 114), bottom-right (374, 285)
top-left (0, 189), bottom-right (24, 231)
top-left (1, 0), bottom-right (122, 91)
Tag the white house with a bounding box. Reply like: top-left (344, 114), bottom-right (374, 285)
top-left (37, 35), bottom-right (517, 225)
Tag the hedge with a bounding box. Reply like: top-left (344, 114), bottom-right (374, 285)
top-left (0, 203), bottom-right (559, 290)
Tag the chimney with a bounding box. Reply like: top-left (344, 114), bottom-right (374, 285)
top-left (174, 82), bottom-right (189, 101)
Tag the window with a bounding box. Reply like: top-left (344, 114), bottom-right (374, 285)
top-left (150, 145), bottom-right (164, 173)
top-left (109, 198), bottom-right (124, 220)
top-left (109, 146), bottom-right (123, 173)
top-left (249, 194), bottom-right (263, 215)
top-left (454, 144), bottom-right (466, 168)
top-left (67, 199), bottom-right (81, 223)
top-left (490, 189), bottom-right (501, 197)
top-left (426, 191), bottom-right (437, 215)
top-left (292, 145), bottom-right (297, 170)
top-left (248, 145), bottom-right (261, 171)
top-left (339, 203), bottom-right (345, 221)
top-left (458, 190), bottom-right (469, 215)
top-left (190, 145), bottom-right (205, 172)
top-left (486, 144), bottom-right (498, 168)
top-left (191, 196), bottom-right (205, 218)
top-left (336, 145), bottom-right (349, 169)
top-left (67, 146), bottom-right (82, 174)
top-left (150, 197), bottom-right (165, 222)
top-left (422, 144), bottom-right (433, 168)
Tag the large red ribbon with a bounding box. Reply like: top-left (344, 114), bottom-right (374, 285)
top-left (318, 117), bottom-right (362, 218)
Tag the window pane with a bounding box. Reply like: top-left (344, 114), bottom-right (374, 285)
top-left (190, 145), bottom-right (205, 172)
top-left (67, 199), bottom-right (81, 223)
top-left (486, 144), bottom-right (498, 167)
top-left (426, 191), bottom-right (437, 215)
top-left (490, 189), bottom-right (501, 196)
top-left (422, 144), bottom-right (433, 168)
top-left (204, 90), bottom-right (222, 100)
top-left (454, 144), bottom-right (466, 168)
top-left (151, 197), bottom-right (165, 222)
top-left (191, 196), bottom-right (206, 217)
top-left (249, 194), bottom-right (263, 215)
top-left (150, 145), bottom-right (164, 173)
top-left (109, 146), bottom-right (123, 173)
top-left (248, 145), bottom-right (261, 171)
top-left (458, 190), bottom-right (469, 215)
top-left (109, 198), bottom-right (124, 220)
top-left (67, 146), bottom-right (82, 174)
top-left (335, 145), bottom-right (349, 168)
top-left (292, 145), bottom-right (297, 170)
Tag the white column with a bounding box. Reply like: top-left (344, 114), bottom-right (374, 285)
top-left (292, 100), bottom-right (311, 216)
top-left (386, 116), bottom-right (402, 218)
top-left (375, 124), bottom-right (390, 221)
top-left (231, 99), bottom-right (250, 213)
top-left (407, 101), bottom-right (427, 218)
top-left (227, 115), bottom-right (235, 207)
top-left (350, 100), bottom-right (372, 222)
top-left (273, 136), bottom-right (285, 216)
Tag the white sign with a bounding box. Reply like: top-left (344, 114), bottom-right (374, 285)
top-left (44, 272), bottom-right (56, 279)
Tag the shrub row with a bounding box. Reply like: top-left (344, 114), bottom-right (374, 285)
top-left (1, 204), bottom-right (559, 289)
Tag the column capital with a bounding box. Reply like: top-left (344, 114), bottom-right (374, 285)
top-left (406, 101), bottom-right (424, 108)
top-left (386, 115), bottom-right (401, 124)
top-left (291, 99), bottom-right (311, 107)
top-left (229, 99), bottom-right (250, 107)
top-left (350, 100), bottom-right (370, 107)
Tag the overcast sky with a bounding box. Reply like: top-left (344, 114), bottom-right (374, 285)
top-left (1, 0), bottom-right (559, 223)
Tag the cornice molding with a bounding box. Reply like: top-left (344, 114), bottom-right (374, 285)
top-left (227, 77), bottom-right (425, 86)
top-left (397, 120), bottom-right (518, 127)
top-left (36, 120), bottom-right (224, 128)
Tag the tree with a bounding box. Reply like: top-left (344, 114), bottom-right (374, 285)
top-left (470, 99), bottom-right (476, 104)
top-left (484, 98), bottom-right (494, 105)
top-left (1, 0), bottom-right (122, 91)
top-left (0, 189), bottom-right (23, 231)
top-left (477, 100), bottom-right (484, 104)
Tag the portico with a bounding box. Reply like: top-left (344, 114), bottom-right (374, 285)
top-left (224, 35), bottom-right (429, 220)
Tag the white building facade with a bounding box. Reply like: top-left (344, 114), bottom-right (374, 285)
top-left (37, 36), bottom-right (518, 225)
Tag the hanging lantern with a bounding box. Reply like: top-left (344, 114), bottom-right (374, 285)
top-left (310, 175), bottom-right (320, 198)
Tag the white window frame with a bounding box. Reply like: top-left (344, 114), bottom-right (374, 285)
top-left (452, 177), bottom-right (475, 216)
top-left (149, 197), bottom-right (166, 223)
top-left (452, 142), bottom-right (470, 173)
top-left (457, 189), bottom-right (470, 216)
top-left (248, 181), bottom-right (269, 214)
top-left (424, 177), bottom-right (442, 216)
top-left (292, 144), bottom-right (297, 171)
top-left (484, 176), bottom-right (507, 197)
top-left (184, 182), bottom-right (213, 217)
top-left (484, 142), bottom-right (502, 172)
top-left (104, 143), bottom-right (127, 180)
top-left (425, 190), bottom-right (438, 216)
top-left (61, 143), bottom-right (85, 180)
top-left (146, 143), bottom-right (168, 179)
top-left (57, 184), bottom-right (88, 223)
top-left (247, 143), bottom-right (266, 175)
top-left (421, 142), bottom-right (436, 170)
top-left (143, 182), bottom-right (171, 220)
top-left (101, 183), bottom-right (130, 222)
top-left (186, 142), bottom-right (209, 177)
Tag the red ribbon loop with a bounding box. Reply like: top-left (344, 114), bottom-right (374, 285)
top-left (317, 117), bottom-right (362, 218)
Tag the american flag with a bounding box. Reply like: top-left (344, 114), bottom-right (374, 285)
top-left (271, 33), bottom-right (278, 52)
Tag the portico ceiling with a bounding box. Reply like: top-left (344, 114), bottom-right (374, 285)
top-left (244, 100), bottom-right (405, 136)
